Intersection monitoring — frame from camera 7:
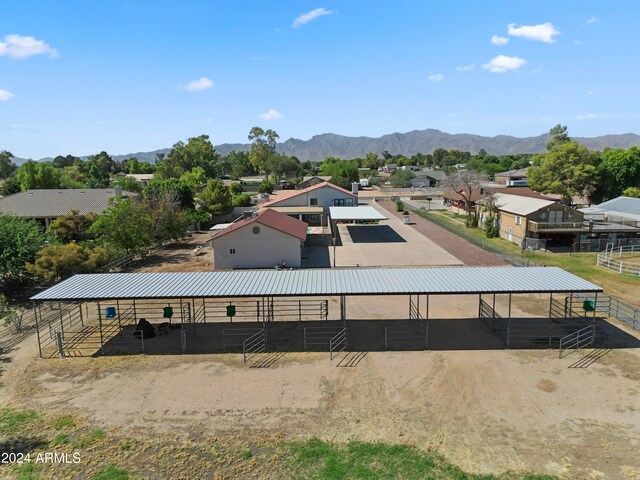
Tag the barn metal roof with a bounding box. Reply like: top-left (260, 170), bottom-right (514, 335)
top-left (329, 206), bottom-right (387, 221)
top-left (30, 267), bottom-right (602, 301)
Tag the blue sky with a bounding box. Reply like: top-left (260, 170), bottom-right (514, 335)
top-left (1, 1), bottom-right (638, 159)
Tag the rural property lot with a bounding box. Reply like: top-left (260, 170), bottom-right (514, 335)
top-left (2, 216), bottom-right (639, 479)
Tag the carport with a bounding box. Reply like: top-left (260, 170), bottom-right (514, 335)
top-left (30, 267), bottom-right (602, 359)
top-left (329, 206), bottom-right (388, 266)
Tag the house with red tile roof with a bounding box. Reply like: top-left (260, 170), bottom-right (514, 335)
top-left (260, 181), bottom-right (357, 226)
top-left (211, 208), bottom-right (308, 269)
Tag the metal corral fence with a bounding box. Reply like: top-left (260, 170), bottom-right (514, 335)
top-left (597, 244), bottom-right (640, 277)
top-left (580, 237), bottom-right (640, 253)
top-left (573, 293), bottom-right (640, 331)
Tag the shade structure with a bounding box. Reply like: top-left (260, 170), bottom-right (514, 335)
top-left (329, 206), bottom-right (387, 222)
top-left (31, 266), bottom-right (602, 302)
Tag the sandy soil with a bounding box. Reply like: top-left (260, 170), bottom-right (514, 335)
top-left (7, 336), bottom-right (640, 479)
top-left (130, 232), bottom-right (214, 272)
top-left (2, 292), bottom-right (640, 479)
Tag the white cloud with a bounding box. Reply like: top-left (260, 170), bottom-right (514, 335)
top-left (7, 123), bottom-right (36, 132)
top-left (576, 113), bottom-right (605, 120)
top-left (0, 34), bottom-right (58, 59)
top-left (507, 22), bottom-right (560, 43)
top-left (428, 74), bottom-right (443, 83)
top-left (292, 8), bottom-right (334, 28)
top-left (587, 90), bottom-right (594, 95)
top-left (482, 55), bottom-right (526, 73)
top-left (258, 109), bottom-right (283, 121)
top-left (491, 35), bottom-right (509, 45)
top-left (587, 16), bottom-right (601, 24)
top-left (181, 77), bottom-right (214, 92)
top-left (0, 89), bottom-right (14, 101)
top-left (456, 64), bottom-right (475, 72)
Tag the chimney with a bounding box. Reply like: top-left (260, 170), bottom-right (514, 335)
top-left (114, 185), bottom-right (123, 198)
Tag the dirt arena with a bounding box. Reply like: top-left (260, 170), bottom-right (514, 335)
top-left (2, 290), bottom-right (640, 479)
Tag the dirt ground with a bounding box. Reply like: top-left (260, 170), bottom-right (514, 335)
top-left (2, 293), bottom-right (640, 479)
top-left (130, 232), bottom-right (215, 272)
top-left (2, 216), bottom-right (640, 478)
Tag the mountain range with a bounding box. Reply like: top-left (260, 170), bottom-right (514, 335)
top-left (14, 129), bottom-right (640, 164)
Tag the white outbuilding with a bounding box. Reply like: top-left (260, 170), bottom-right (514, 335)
top-left (211, 209), bottom-right (308, 269)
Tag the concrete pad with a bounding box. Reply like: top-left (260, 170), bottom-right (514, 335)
top-left (330, 201), bottom-right (463, 267)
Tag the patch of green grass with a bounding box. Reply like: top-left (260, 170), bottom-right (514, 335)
top-left (287, 438), bottom-right (558, 480)
top-left (74, 428), bottom-right (105, 448)
top-left (119, 437), bottom-right (139, 451)
top-left (51, 414), bottom-right (76, 430)
top-left (241, 448), bottom-right (253, 459)
top-left (12, 462), bottom-right (44, 480)
top-left (50, 433), bottom-right (68, 447)
top-left (92, 464), bottom-right (130, 480)
top-left (0, 408), bottom-right (39, 435)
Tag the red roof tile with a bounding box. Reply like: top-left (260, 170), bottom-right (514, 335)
top-left (212, 208), bottom-right (308, 241)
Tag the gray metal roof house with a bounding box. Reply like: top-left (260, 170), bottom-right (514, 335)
top-left (0, 187), bottom-right (132, 227)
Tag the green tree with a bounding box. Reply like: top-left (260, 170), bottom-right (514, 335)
top-left (248, 127), bottom-right (279, 174)
top-left (199, 179), bottom-right (233, 218)
top-left (112, 176), bottom-right (143, 193)
top-left (229, 182), bottom-right (243, 195)
top-left (319, 158), bottom-right (359, 189)
top-left (623, 187), bottom-right (640, 198)
top-left (0, 214), bottom-right (46, 284)
top-left (390, 170), bottom-right (415, 187)
top-left (16, 161), bottom-right (63, 190)
top-left (51, 154), bottom-right (80, 169)
top-left (0, 176), bottom-right (21, 196)
top-left (227, 150), bottom-right (254, 179)
top-left (144, 178), bottom-right (194, 210)
top-left (179, 166), bottom-right (207, 194)
top-left (90, 199), bottom-right (154, 254)
top-left (527, 142), bottom-right (599, 202)
top-left (258, 179), bottom-right (274, 194)
top-left (267, 154), bottom-right (302, 182)
top-left (363, 152), bottom-right (380, 170)
top-left (546, 124), bottom-right (570, 151)
top-left (594, 147), bottom-right (640, 201)
top-left (156, 135), bottom-right (219, 179)
top-left (0, 151), bottom-right (17, 179)
top-left (49, 211), bottom-right (98, 243)
top-left (26, 243), bottom-right (110, 283)
top-left (232, 193), bottom-right (252, 207)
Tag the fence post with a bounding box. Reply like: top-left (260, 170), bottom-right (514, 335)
top-left (299, 300), bottom-right (302, 322)
top-left (56, 331), bottom-right (64, 358)
top-left (33, 303), bottom-right (43, 359)
top-left (97, 301), bottom-right (105, 356)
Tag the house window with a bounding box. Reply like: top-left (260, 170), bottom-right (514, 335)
top-left (539, 211), bottom-right (547, 221)
top-left (567, 210), bottom-right (573, 219)
top-left (515, 216), bottom-right (522, 225)
top-left (310, 198), bottom-right (318, 206)
top-left (229, 249), bottom-right (236, 255)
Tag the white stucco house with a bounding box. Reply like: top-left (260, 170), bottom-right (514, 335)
top-left (259, 181), bottom-right (357, 226)
top-left (211, 209), bottom-right (308, 269)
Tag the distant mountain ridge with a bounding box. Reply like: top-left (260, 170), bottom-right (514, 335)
top-left (13, 129), bottom-right (640, 164)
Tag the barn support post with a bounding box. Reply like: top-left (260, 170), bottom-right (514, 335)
top-left (409, 294), bottom-right (412, 320)
top-left (478, 294), bottom-right (482, 318)
top-left (340, 295), bottom-right (346, 326)
top-left (591, 292), bottom-right (598, 347)
top-left (116, 299), bottom-right (121, 329)
top-left (201, 298), bottom-right (206, 323)
top-left (548, 293), bottom-right (554, 348)
top-left (425, 294), bottom-right (430, 350)
top-left (179, 299), bottom-right (184, 325)
top-left (492, 294), bottom-right (497, 330)
top-left (33, 302), bottom-right (43, 359)
top-left (58, 302), bottom-right (65, 338)
top-left (506, 293), bottom-right (512, 349)
top-left (78, 302), bottom-right (84, 327)
top-left (97, 301), bottom-right (105, 355)
top-left (132, 299), bottom-right (137, 323)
